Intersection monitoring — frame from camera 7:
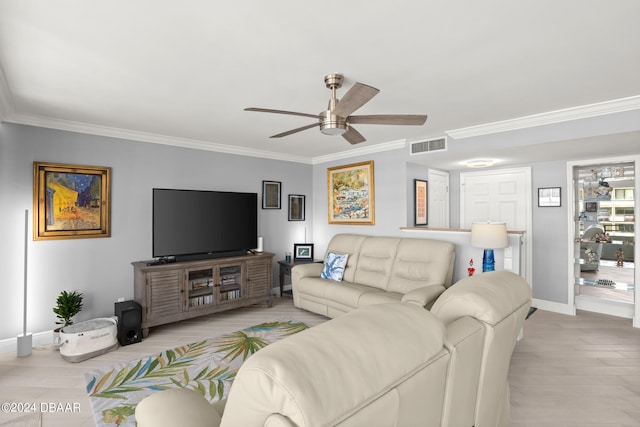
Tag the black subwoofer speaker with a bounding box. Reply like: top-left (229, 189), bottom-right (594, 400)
top-left (114, 300), bottom-right (142, 346)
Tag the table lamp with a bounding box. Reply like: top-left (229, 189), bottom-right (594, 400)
top-left (471, 222), bottom-right (508, 272)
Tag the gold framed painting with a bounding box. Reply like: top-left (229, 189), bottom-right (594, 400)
top-left (327, 160), bottom-right (374, 225)
top-left (33, 162), bottom-right (111, 240)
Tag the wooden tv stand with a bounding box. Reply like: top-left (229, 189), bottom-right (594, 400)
top-left (132, 252), bottom-right (274, 332)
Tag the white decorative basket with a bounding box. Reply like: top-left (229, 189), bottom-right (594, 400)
top-left (56, 317), bottom-right (119, 362)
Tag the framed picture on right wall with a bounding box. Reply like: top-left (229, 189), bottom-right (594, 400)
top-left (414, 179), bottom-right (428, 225)
top-left (538, 187), bottom-right (561, 207)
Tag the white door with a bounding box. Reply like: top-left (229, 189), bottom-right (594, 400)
top-left (428, 169), bottom-right (449, 228)
top-left (460, 167), bottom-right (532, 282)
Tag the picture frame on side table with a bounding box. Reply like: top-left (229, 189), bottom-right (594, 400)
top-left (293, 243), bottom-right (314, 261)
top-left (414, 179), bottom-right (428, 225)
top-left (288, 194), bottom-right (305, 221)
top-left (538, 187), bottom-right (561, 207)
top-left (33, 162), bottom-right (111, 240)
top-left (327, 160), bottom-right (375, 225)
top-left (262, 180), bottom-right (281, 209)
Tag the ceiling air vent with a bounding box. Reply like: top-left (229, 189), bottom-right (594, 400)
top-left (409, 136), bottom-right (447, 155)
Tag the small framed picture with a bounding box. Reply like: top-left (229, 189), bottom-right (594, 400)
top-left (414, 179), bottom-right (428, 226)
top-left (288, 194), bottom-right (305, 221)
top-left (293, 243), bottom-right (314, 261)
top-left (585, 201), bottom-right (598, 212)
top-left (262, 180), bottom-right (281, 209)
top-left (538, 187), bottom-right (561, 207)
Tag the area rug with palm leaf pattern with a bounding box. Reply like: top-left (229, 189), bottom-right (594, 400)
top-left (83, 319), bottom-right (308, 426)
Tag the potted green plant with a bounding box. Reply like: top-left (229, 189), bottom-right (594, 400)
top-left (52, 290), bottom-right (84, 349)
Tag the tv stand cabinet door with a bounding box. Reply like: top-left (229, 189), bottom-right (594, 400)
top-left (144, 269), bottom-right (184, 327)
top-left (247, 257), bottom-right (272, 298)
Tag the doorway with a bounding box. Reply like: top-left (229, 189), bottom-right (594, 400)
top-left (428, 169), bottom-right (449, 228)
top-left (570, 158), bottom-right (638, 325)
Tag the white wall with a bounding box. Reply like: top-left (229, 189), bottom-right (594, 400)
top-left (0, 123), bottom-right (313, 341)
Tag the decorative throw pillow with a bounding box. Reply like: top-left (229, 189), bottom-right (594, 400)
top-left (321, 252), bottom-right (349, 281)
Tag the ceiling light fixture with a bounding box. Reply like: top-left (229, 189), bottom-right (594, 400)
top-left (466, 159), bottom-right (495, 168)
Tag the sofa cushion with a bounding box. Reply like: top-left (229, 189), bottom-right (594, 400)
top-left (352, 237), bottom-right (401, 291)
top-left (325, 281), bottom-right (379, 309)
top-left (388, 238), bottom-right (456, 294)
top-left (358, 290), bottom-right (403, 306)
top-left (321, 252), bottom-right (349, 281)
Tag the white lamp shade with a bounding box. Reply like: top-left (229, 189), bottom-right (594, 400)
top-left (471, 222), bottom-right (508, 249)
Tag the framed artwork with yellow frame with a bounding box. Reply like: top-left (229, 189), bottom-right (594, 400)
top-left (327, 160), bottom-right (374, 225)
top-left (33, 162), bottom-right (111, 240)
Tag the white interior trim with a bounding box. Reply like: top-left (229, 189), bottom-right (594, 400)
top-left (0, 330), bottom-right (52, 354)
top-left (566, 155), bottom-right (639, 327)
top-left (311, 139), bottom-right (407, 164)
top-left (447, 96), bottom-right (640, 139)
top-left (4, 113), bottom-right (411, 165)
top-left (5, 113), bottom-right (315, 164)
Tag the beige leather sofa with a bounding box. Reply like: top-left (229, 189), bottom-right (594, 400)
top-left (136, 271), bottom-right (531, 427)
top-left (292, 233), bottom-right (456, 316)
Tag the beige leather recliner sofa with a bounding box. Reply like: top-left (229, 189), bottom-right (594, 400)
top-left (292, 233), bottom-right (456, 316)
top-left (136, 271), bottom-right (531, 427)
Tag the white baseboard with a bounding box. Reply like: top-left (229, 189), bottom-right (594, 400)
top-left (531, 298), bottom-right (575, 316)
top-left (575, 295), bottom-right (634, 319)
top-left (0, 330), bottom-right (53, 354)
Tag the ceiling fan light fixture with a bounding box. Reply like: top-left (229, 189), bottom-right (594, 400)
top-left (319, 110), bottom-right (347, 135)
top-left (320, 125), bottom-right (347, 135)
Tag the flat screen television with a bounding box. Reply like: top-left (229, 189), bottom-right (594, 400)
top-left (152, 188), bottom-right (258, 261)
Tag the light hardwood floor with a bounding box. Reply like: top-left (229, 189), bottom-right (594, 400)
top-left (0, 298), bottom-right (639, 426)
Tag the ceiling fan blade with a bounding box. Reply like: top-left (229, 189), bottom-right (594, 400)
top-left (349, 114), bottom-right (428, 125)
top-left (342, 126), bottom-right (366, 145)
top-left (270, 122), bottom-right (319, 138)
top-left (333, 83), bottom-right (380, 117)
top-left (245, 107), bottom-right (320, 119)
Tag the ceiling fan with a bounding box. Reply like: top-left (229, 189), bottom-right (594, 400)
top-left (245, 73), bottom-right (428, 144)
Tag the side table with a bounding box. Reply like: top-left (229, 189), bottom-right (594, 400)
top-left (278, 259), bottom-right (322, 297)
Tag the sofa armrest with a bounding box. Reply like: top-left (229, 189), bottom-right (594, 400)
top-left (401, 285), bottom-right (445, 309)
top-left (441, 316), bottom-right (484, 427)
top-left (135, 388), bottom-right (222, 427)
top-left (291, 262), bottom-right (324, 281)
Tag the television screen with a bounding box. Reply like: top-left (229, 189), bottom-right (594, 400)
top-left (153, 189), bottom-right (258, 260)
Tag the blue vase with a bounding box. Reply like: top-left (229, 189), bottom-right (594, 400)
top-left (482, 249), bottom-right (495, 272)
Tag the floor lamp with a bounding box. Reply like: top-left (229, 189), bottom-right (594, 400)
top-left (471, 222), bottom-right (508, 272)
top-left (17, 209), bottom-right (32, 357)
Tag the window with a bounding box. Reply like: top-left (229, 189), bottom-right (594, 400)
top-left (614, 188), bottom-right (634, 200)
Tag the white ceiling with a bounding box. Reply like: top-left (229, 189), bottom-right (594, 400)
top-left (1, 1), bottom-right (639, 169)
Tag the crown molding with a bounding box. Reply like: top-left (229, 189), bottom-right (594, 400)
top-left (5, 111), bottom-right (407, 165)
top-left (446, 95), bottom-right (640, 139)
top-left (311, 139), bottom-right (407, 164)
top-left (0, 65), bottom-right (15, 123)
top-left (4, 114), bottom-right (314, 164)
